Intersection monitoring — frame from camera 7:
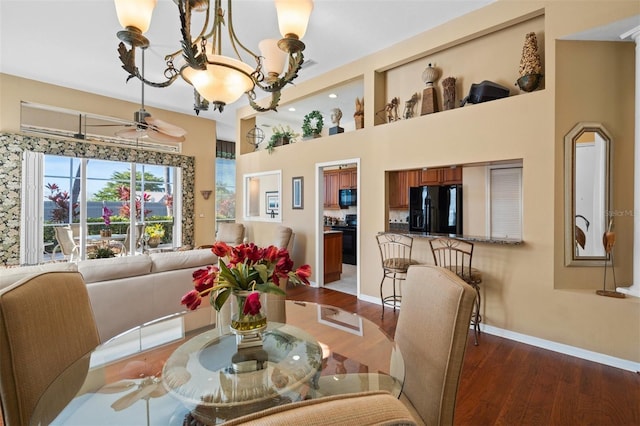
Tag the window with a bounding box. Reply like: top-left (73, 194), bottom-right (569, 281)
top-left (38, 155), bottom-right (179, 261)
top-left (489, 166), bottom-right (523, 240)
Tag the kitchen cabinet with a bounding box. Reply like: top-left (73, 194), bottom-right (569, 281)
top-left (324, 231), bottom-right (343, 283)
top-left (339, 168), bottom-right (357, 189)
top-left (389, 169), bottom-right (419, 209)
top-left (323, 170), bottom-right (340, 209)
top-left (418, 166), bottom-right (462, 186)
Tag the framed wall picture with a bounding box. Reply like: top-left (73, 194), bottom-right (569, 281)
top-left (292, 176), bottom-right (304, 209)
top-left (265, 191), bottom-right (279, 216)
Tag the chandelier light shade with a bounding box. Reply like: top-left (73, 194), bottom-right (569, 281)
top-left (274, 0), bottom-right (314, 39)
top-left (114, 0), bottom-right (313, 114)
top-left (259, 39), bottom-right (287, 81)
top-left (181, 56), bottom-right (255, 108)
top-left (114, 0), bottom-right (157, 46)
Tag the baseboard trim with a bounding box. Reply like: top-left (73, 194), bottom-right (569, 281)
top-left (480, 324), bottom-right (640, 373)
top-left (356, 293), bottom-right (639, 373)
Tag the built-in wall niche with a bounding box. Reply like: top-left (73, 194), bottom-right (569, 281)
top-left (247, 78), bottom-right (364, 153)
top-left (243, 170), bottom-right (282, 222)
top-left (380, 13), bottom-right (544, 125)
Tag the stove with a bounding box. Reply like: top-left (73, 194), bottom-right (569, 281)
top-left (331, 214), bottom-right (357, 265)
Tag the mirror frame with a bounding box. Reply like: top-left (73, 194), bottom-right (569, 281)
top-left (564, 122), bottom-right (612, 266)
top-left (243, 170), bottom-right (282, 223)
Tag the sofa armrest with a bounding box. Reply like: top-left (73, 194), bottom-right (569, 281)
top-left (221, 391), bottom-right (417, 425)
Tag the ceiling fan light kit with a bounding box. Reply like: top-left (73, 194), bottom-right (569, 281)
top-left (114, 0), bottom-right (314, 114)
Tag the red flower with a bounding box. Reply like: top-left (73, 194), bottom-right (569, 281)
top-left (264, 245), bottom-right (279, 262)
top-left (294, 264), bottom-right (312, 285)
top-left (243, 292), bottom-right (262, 316)
top-left (192, 266), bottom-right (217, 292)
top-left (181, 290), bottom-right (202, 310)
top-left (212, 241), bottom-right (231, 258)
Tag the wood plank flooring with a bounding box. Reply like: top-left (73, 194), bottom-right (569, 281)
top-left (287, 284), bottom-right (640, 426)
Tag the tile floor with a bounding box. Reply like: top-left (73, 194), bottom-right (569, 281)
top-left (324, 263), bottom-right (357, 295)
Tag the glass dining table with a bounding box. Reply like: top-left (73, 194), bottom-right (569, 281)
top-left (30, 300), bottom-right (404, 425)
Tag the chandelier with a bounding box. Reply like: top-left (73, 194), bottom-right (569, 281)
top-left (114, 0), bottom-right (313, 113)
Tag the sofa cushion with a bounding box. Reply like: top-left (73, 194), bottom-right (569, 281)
top-left (78, 255), bottom-right (152, 284)
top-left (150, 249), bottom-right (216, 273)
top-left (0, 262), bottom-right (78, 290)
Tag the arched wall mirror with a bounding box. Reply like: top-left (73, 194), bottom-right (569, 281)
top-left (243, 170), bottom-right (282, 222)
top-left (564, 122), bottom-right (612, 266)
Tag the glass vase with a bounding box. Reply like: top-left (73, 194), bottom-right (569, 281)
top-left (230, 290), bottom-right (267, 334)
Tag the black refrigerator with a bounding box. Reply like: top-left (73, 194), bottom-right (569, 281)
top-left (408, 185), bottom-right (463, 234)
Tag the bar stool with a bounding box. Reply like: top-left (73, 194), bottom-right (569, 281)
top-left (429, 237), bottom-right (483, 345)
top-left (376, 233), bottom-right (413, 318)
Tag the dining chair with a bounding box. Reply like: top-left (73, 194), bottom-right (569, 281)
top-left (215, 222), bottom-right (245, 245)
top-left (376, 233), bottom-right (413, 318)
top-left (395, 265), bottom-right (476, 426)
top-left (0, 271), bottom-right (100, 426)
top-left (429, 237), bottom-right (483, 345)
top-left (52, 225), bottom-right (80, 262)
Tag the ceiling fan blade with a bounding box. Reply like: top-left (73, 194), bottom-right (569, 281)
top-left (144, 116), bottom-right (187, 138)
top-left (147, 128), bottom-right (185, 143)
top-left (115, 128), bottom-right (148, 140)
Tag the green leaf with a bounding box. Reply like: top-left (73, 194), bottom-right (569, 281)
top-left (213, 288), bottom-right (231, 311)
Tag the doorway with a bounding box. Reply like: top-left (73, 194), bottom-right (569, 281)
top-left (316, 159), bottom-right (360, 296)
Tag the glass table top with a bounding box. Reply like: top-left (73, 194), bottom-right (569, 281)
top-left (31, 300), bottom-right (404, 425)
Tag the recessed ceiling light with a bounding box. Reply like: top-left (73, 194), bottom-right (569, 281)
top-left (329, 93), bottom-right (337, 98)
top-left (288, 107), bottom-right (296, 112)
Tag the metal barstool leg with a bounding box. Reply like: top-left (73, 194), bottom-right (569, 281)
top-left (472, 284), bottom-right (481, 345)
top-left (380, 275), bottom-right (387, 319)
top-left (392, 275), bottom-right (398, 312)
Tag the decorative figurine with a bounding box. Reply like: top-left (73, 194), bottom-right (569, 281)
top-left (597, 219), bottom-right (625, 298)
top-left (329, 108), bottom-right (344, 135)
top-left (516, 32), bottom-right (543, 92)
top-left (403, 93), bottom-right (419, 119)
top-left (442, 76), bottom-right (456, 111)
top-left (420, 63), bottom-right (440, 115)
top-left (384, 97), bottom-right (400, 122)
top-left (354, 97), bottom-right (364, 129)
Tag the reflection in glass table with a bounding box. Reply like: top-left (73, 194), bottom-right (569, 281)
top-left (30, 301), bottom-right (404, 425)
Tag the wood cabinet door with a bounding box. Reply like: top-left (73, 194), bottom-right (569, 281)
top-left (389, 170), bottom-right (419, 209)
top-left (324, 171), bottom-right (340, 209)
top-left (419, 168), bottom-right (441, 186)
top-left (441, 167), bottom-right (462, 184)
top-left (339, 168), bottom-right (357, 189)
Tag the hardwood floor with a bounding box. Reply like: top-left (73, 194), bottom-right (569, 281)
top-left (287, 284), bottom-right (640, 426)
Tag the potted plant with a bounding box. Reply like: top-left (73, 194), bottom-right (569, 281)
top-left (88, 246), bottom-right (116, 259)
top-left (302, 110), bottom-right (323, 139)
top-left (100, 204), bottom-right (113, 237)
top-left (145, 223), bottom-right (165, 248)
top-left (266, 125), bottom-right (299, 153)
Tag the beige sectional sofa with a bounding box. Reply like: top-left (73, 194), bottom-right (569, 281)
top-left (0, 249), bottom-right (217, 342)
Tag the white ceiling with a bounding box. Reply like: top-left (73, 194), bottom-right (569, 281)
top-left (0, 0), bottom-right (495, 141)
top-left (1, 1), bottom-right (636, 142)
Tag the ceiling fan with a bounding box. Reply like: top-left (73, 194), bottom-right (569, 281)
top-left (115, 49), bottom-right (187, 143)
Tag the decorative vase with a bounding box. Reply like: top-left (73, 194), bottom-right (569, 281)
top-left (230, 290), bottom-right (267, 348)
top-left (516, 73), bottom-right (543, 92)
top-left (148, 237), bottom-right (160, 248)
top-left (100, 228), bottom-right (111, 237)
top-left (230, 290), bottom-right (267, 332)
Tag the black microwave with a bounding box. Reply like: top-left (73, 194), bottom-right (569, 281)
top-left (339, 188), bottom-right (357, 208)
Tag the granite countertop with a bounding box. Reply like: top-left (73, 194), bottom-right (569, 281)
top-left (381, 231), bottom-right (523, 245)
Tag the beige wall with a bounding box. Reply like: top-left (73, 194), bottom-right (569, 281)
top-left (0, 74), bottom-right (218, 248)
top-left (236, 0), bottom-right (640, 363)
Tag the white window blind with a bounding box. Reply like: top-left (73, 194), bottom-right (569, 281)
top-left (490, 167), bottom-right (522, 239)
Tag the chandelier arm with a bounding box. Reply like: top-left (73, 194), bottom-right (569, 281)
top-left (178, 0), bottom-right (207, 70)
top-left (225, 0), bottom-right (261, 65)
top-left (248, 90), bottom-right (282, 113)
top-left (253, 51), bottom-right (304, 93)
top-left (118, 43), bottom-right (180, 88)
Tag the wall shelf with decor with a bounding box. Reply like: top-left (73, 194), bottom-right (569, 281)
top-left (375, 12), bottom-right (545, 127)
